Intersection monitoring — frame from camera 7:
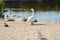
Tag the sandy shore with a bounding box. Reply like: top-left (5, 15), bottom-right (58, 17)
top-left (0, 18), bottom-right (60, 40)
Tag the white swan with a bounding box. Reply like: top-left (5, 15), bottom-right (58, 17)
top-left (27, 8), bottom-right (36, 24)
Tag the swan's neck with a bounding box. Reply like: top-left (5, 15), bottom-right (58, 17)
top-left (32, 10), bottom-right (34, 16)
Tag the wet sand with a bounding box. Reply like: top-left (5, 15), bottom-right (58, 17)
top-left (0, 19), bottom-right (60, 40)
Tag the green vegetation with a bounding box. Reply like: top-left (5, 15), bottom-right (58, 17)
top-left (4, 0), bottom-right (60, 11)
top-left (0, 0), bottom-right (60, 13)
top-left (20, 0), bottom-right (60, 11)
top-left (0, 0), bottom-right (5, 17)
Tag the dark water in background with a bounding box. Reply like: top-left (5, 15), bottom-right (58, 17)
top-left (4, 11), bottom-right (60, 22)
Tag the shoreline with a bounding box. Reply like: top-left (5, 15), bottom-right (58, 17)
top-left (0, 19), bottom-right (60, 40)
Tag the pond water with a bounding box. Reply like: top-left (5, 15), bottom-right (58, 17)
top-left (3, 11), bottom-right (60, 22)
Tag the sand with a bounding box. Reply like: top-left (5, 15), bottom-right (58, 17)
top-left (0, 18), bottom-right (60, 40)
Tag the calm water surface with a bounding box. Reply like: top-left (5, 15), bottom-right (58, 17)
top-left (4, 11), bottom-right (60, 22)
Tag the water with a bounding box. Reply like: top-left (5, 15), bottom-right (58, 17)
top-left (35, 11), bottom-right (60, 22)
top-left (3, 11), bottom-right (60, 22)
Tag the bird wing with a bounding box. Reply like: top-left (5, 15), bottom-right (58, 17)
top-left (27, 16), bottom-right (36, 22)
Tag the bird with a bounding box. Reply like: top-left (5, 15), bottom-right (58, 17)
top-left (22, 17), bottom-right (27, 22)
top-left (26, 8), bottom-right (37, 25)
top-left (4, 23), bottom-right (9, 27)
top-left (34, 19), bottom-right (38, 22)
top-left (36, 32), bottom-right (42, 37)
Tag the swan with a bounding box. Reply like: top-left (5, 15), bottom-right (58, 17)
top-left (27, 8), bottom-right (36, 24)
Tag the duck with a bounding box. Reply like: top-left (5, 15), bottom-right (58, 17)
top-left (4, 23), bottom-right (9, 27)
top-left (22, 17), bottom-right (27, 22)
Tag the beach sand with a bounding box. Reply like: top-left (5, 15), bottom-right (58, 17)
top-left (0, 18), bottom-right (60, 40)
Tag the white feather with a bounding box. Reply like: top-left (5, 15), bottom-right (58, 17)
top-left (27, 15), bottom-right (36, 22)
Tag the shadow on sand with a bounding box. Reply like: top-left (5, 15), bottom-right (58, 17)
top-left (41, 38), bottom-right (48, 40)
top-left (32, 24), bottom-right (46, 26)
